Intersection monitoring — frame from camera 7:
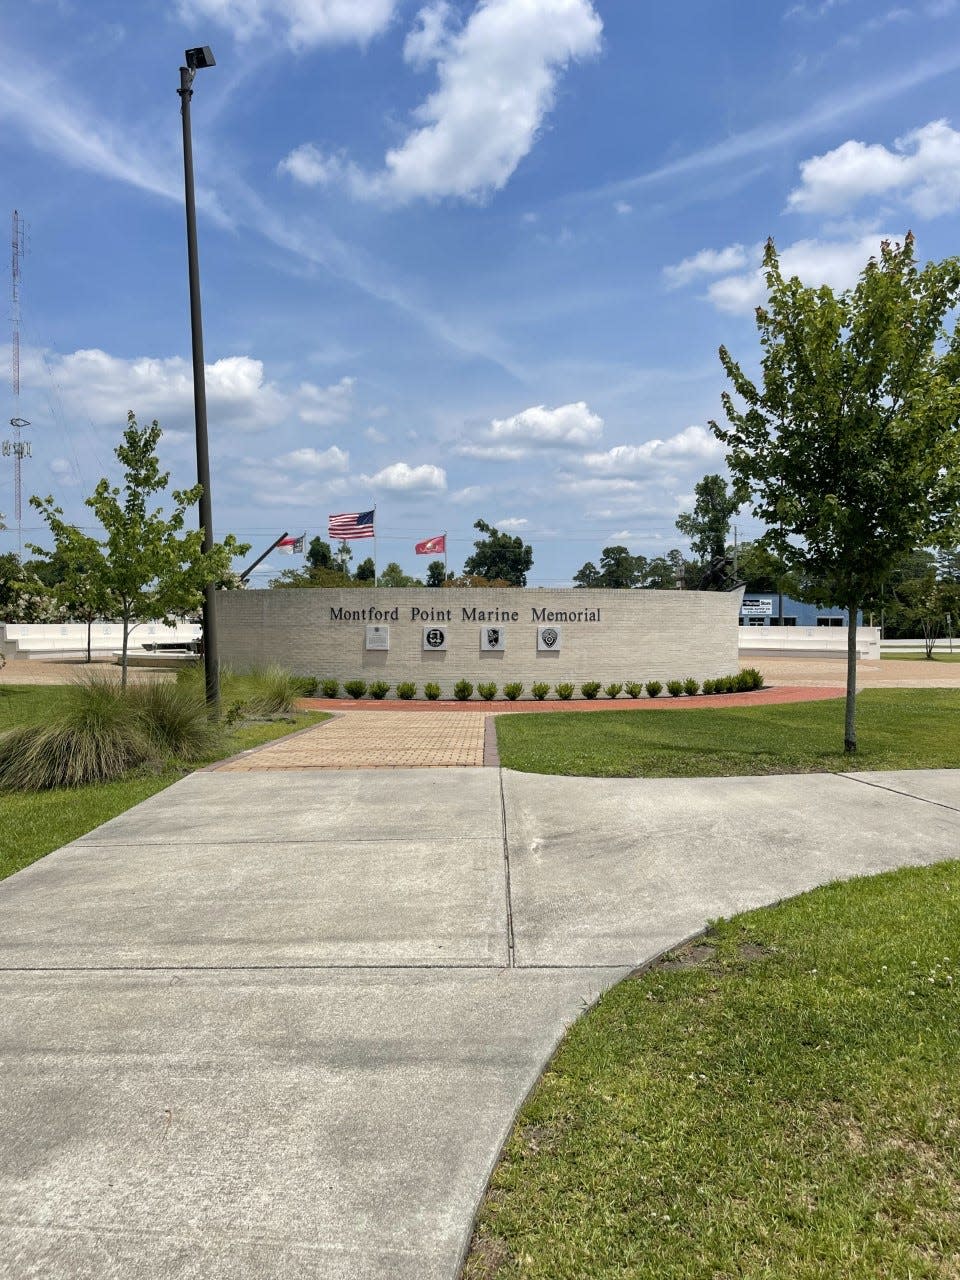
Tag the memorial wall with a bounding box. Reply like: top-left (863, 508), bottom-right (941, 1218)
top-left (219, 587), bottom-right (744, 696)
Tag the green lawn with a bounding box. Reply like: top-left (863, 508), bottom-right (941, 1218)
top-left (495, 689), bottom-right (960, 777)
top-left (465, 860), bottom-right (960, 1280)
top-left (0, 684), bottom-right (328, 881)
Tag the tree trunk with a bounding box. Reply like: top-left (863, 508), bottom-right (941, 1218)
top-left (86, 618), bottom-right (92, 664)
top-left (844, 602), bottom-right (858, 753)
top-left (120, 613), bottom-right (130, 691)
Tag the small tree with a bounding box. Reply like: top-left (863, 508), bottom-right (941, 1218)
top-left (306, 537), bottom-right (335, 571)
top-left (29, 527), bottom-right (112, 661)
top-left (426, 559), bottom-right (448, 588)
top-left (31, 413), bottom-right (247, 687)
top-left (462, 519), bottom-right (533, 586)
top-left (378, 561), bottom-right (422, 587)
top-left (354, 556), bottom-right (376, 583)
top-left (676, 474), bottom-right (744, 589)
top-left (712, 235), bottom-right (960, 751)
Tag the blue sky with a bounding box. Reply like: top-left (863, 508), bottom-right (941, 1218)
top-left (3, 0), bottom-right (960, 585)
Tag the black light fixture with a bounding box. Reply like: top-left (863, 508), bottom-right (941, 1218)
top-left (178, 46), bottom-right (220, 714)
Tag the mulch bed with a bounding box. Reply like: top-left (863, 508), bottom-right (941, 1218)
top-left (296, 685), bottom-right (846, 714)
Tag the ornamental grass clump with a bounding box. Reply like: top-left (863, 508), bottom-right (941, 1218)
top-left (242, 665), bottom-right (302, 716)
top-left (0, 676), bottom-right (150, 790)
top-left (477, 682), bottom-right (497, 701)
top-left (625, 682), bottom-right (644, 699)
top-left (504, 683), bottom-right (524, 701)
top-left (604, 683), bottom-right (623, 699)
top-left (126, 678), bottom-right (223, 760)
top-left (320, 678), bottom-right (340, 698)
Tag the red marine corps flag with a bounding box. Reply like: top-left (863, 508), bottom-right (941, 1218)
top-left (415, 534), bottom-right (446, 555)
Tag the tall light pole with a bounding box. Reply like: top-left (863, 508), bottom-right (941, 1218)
top-left (178, 45), bottom-right (220, 714)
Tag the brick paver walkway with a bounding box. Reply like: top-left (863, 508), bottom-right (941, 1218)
top-left (215, 711), bottom-right (486, 770)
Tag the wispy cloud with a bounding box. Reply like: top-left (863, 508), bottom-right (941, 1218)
top-left (574, 47), bottom-right (960, 203)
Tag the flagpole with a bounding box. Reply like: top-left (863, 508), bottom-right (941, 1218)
top-left (373, 505), bottom-right (378, 587)
top-left (444, 531), bottom-right (447, 579)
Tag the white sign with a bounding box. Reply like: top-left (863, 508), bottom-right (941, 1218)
top-left (365, 625), bottom-right (390, 651)
top-left (741, 598), bottom-right (773, 617)
top-left (480, 626), bottom-right (505, 651)
top-left (537, 625), bottom-right (561, 652)
top-left (422, 626), bottom-right (447, 651)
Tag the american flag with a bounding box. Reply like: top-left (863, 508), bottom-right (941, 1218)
top-left (328, 509), bottom-right (375, 540)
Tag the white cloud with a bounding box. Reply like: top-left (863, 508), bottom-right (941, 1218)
top-left (449, 484), bottom-right (491, 504)
top-left (296, 376), bottom-right (356, 425)
top-left (663, 244), bottom-right (751, 289)
top-left (363, 461), bottom-right (447, 491)
top-left (704, 233), bottom-right (892, 314)
top-left (495, 516), bottom-right (528, 528)
top-left (404, 1), bottom-right (455, 68)
top-left (281, 0), bottom-right (602, 202)
top-left (457, 401), bottom-right (602, 460)
top-left (364, 426), bottom-right (388, 443)
top-left (787, 119), bottom-right (960, 217)
top-left (25, 347), bottom-right (356, 433)
top-left (581, 426), bottom-right (724, 474)
top-left (180, 0), bottom-right (398, 48)
top-left (614, 200), bottom-right (633, 215)
top-left (277, 446), bottom-right (349, 473)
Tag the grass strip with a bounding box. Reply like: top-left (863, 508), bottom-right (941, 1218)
top-left (0, 688), bottom-right (328, 881)
top-left (465, 860), bottom-right (960, 1280)
top-left (880, 651), bottom-right (960, 661)
top-left (495, 689), bottom-right (960, 777)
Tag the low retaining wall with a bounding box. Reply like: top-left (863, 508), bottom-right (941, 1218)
top-left (219, 587), bottom-right (744, 696)
top-left (738, 625), bottom-right (880, 660)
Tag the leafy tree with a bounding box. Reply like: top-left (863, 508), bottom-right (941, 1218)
top-left (306, 537), bottom-right (335, 571)
top-left (462, 520), bottom-right (533, 586)
top-left (443, 573), bottom-right (514, 589)
top-left (28, 528), bottom-right (112, 661)
top-left (0, 551), bottom-right (62, 623)
top-left (31, 413), bottom-right (248, 687)
top-left (378, 561), bottom-right (422, 587)
top-left (712, 235), bottom-right (960, 751)
top-left (426, 559), bottom-right (448, 588)
top-left (676, 474), bottom-right (744, 589)
top-left (736, 539), bottom-right (793, 594)
top-left (643, 555), bottom-right (679, 590)
top-left (268, 565), bottom-right (356, 589)
top-left (573, 546), bottom-right (647, 588)
top-left (354, 556), bottom-right (376, 583)
top-left (335, 540), bottom-right (353, 574)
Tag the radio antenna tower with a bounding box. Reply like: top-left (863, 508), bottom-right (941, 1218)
top-left (7, 210), bottom-right (31, 555)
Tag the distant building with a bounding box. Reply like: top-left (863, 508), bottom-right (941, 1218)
top-left (739, 594), bottom-right (863, 628)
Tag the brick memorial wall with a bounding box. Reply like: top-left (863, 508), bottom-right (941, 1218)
top-left (218, 587), bottom-right (744, 696)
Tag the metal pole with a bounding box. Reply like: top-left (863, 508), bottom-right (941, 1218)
top-left (179, 66), bottom-right (219, 715)
top-left (239, 532), bottom-right (289, 584)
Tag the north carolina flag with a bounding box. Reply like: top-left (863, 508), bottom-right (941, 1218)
top-left (277, 533), bottom-right (305, 554)
top-left (415, 534), bottom-right (446, 556)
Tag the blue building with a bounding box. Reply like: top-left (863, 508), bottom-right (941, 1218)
top-left (739, 594), bottom-right (862, 627)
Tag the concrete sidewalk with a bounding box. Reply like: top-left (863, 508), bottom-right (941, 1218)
top-left (0, 767), bottom-right (958, 1278)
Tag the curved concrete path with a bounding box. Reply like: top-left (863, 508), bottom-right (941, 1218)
top-left (1, 766), bottom-right (958, 1278)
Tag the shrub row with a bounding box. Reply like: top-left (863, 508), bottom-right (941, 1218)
top-left (310, 669), bottom-right (765, 701)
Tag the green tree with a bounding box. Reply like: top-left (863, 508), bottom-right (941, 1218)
top-left (643, 555), bottom-right (678, 590)
top-left (573, 546), bottom-right (647, 588)
top-left (31, 413), bottom-right (248, 688)
top-left (306, 537), bottom-right (335, 571)
top-left (0, 551), bottom-right (62, 623)
top-left (335, 540), bottom-right (353, 574)
top-left (28, 528), bottom-right (112, 661)
top-left (354, 556), bottom-right (376, 583)
top-left (676, 474), bottom-right (744, 589)
top-left (426, 559), bottom-right (448, 588)
top-left (712, 235), bottom-right (960, 751)
top-left (378, 561), bottom-right (422, 587)
top-left (462, 520), bottom-right (533, 586)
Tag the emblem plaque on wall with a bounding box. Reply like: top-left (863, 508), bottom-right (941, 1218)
top-left (423, 626), bottom-right (448, 651)
top-left (480, 627), bottom-right (505, 651)
top-left (537, 626), bottom-right (561, 651)
top-left (365, 625), bottom-right (390, 651)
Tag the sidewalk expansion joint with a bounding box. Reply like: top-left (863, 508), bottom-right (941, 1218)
top-left (837, 772), bottom-right (960, 814)
top-left (499, 767), bottom-right (516, 969)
